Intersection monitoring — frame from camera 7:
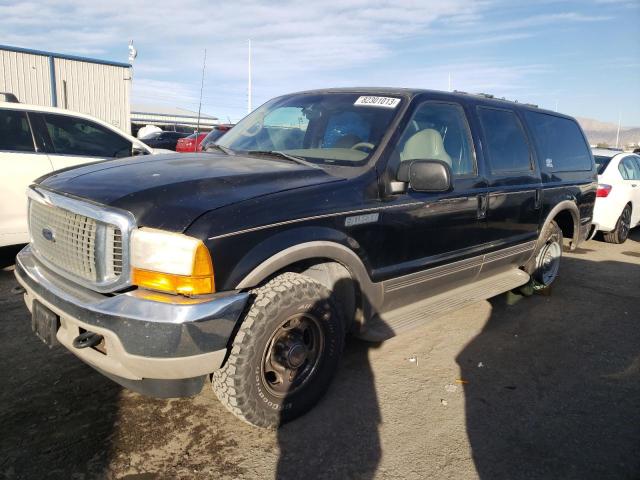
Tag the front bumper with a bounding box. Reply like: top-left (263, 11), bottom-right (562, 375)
top-left (15, 245), bottom-right (250, 397)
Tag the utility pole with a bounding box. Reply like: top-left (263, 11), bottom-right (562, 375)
top-left (615, 112), bottom-right (621, 148)
top-left (248, 39), bottom-right (252, 114)
top-left (196, 48), bottom-right (207, 151)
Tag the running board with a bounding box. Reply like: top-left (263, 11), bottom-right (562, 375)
top-left (359, 269), bottom-right (530, 342)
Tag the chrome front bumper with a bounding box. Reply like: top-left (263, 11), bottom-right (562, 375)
top-left (15, 245), bottom-right (250, 397)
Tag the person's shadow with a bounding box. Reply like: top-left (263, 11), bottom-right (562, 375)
top-left (275, 278), bottom-right (385, 480)
top-left (457, 247), bottom-right (640, 479)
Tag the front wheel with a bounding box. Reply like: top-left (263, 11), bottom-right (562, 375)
top-left (212, 272), bottom-right (345, 428)
top-left (603, 204), bottom-right (632, 244)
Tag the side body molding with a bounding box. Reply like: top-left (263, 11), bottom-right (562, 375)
top-left (235, 241), bottom-right (384, 317)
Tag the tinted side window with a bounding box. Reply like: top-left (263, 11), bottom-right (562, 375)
top-left (43, 114), bottom-right (131, 158)
top-left (619, 157), bottom-right (640, 180)
top-left (0, 110), bottom-right (35, 152)
top-left (392, 102), bottom-right (476, 176)
top-left (478, 107), bottom-right (531, 173)
top-left (524, 111), bottom-right (592, 171)
top-left (632, 156), bottom-right (640, 180)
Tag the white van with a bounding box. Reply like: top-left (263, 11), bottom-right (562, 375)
top-left (0, 97), bottom-right (159, 247)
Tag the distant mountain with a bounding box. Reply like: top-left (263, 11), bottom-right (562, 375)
top-left (576, 117), bottom-right (640, 147)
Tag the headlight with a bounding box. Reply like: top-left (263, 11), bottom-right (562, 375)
top-left (130, 228), bottom-right (215, 295)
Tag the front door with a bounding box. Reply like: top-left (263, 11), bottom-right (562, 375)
top-left (353, 100), bottom-right (488, 310)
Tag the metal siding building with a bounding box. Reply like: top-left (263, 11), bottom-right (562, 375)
top-left (0, 45), bottom-right (131, 133)
top-left (131, 103), bottom-right (219, 133)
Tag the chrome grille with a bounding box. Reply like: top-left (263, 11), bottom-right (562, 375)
top-left (105, 225), bottom-right (123, 278)
top-left (27, 187), bottom-right (135, 292)
top-left (30, 201), bottom-right (99, 282)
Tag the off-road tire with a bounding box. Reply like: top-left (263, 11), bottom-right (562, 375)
top-left (603, 204), bottom-right (631, 244)
top-left (522, 220), bottom-right (563, 294)
top-left (212, 272), bottom-right (345, 428)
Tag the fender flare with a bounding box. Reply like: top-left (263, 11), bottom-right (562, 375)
top-left (541, 200), bottom-right (581, 249)
top-left (235, 240), bottom-right (384, 318)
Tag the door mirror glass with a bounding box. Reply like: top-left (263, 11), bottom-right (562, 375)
top-left (397, 159), bottom-right (452, 192)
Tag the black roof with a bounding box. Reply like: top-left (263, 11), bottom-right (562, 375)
top-left (286, 87), bottom-right (570, 120)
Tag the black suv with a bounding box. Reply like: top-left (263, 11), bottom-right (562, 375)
top-left (16, 89), bottom-right (596, 427)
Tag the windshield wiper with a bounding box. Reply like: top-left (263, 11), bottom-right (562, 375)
top-left (247, 150), bottom-right (319, 168)
top-left (207, 143), bottom-right (234, 155)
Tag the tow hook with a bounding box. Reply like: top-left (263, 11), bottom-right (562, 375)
top-left (73, 331), bottom-right (103, 349)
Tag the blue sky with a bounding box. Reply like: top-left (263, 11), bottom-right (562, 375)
top-left (1, 0), bottom-right (639, 125)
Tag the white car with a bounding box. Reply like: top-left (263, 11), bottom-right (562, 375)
top-left (0, 97), bottom-right (161, 248)
top-left (592, 148), bottom-right (640, 243)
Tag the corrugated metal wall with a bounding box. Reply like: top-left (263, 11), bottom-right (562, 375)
top-left (54, 58), bottom-right (131, 133)
top-left (0, 47), bottom-right (131, 134)
top-left (0, 50), bottom-right (53, 106)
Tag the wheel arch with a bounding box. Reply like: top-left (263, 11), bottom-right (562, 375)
top-left (234, 240), bottom-right (383, 327)
top-left (542, 200), bottom-right (580, 250)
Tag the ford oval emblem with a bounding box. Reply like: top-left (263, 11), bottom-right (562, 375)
top-left (42, 228), bottom-right (56, 243)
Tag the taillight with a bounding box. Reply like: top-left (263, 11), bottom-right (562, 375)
top-left (596, 184), bottom-right (612, 198)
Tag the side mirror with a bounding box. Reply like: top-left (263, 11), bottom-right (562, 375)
top-left (132, 144), bottom-right (150, 156)
top-left (396, 159), bottom-right (452, 192)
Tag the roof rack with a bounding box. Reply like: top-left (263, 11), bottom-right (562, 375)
top-left (0, 92), bottom-right (19, 103)
top-left (453, 90), bottom-right (538, 108)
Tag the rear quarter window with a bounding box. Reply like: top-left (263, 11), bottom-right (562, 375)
top-left (524, 111), bottom-right (593, 172)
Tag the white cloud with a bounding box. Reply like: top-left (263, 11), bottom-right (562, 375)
top-left (0, 0), bottom-right (636, 122)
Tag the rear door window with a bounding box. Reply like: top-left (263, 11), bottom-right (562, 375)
top-left (477, 107), bottom-right (531, 173)
top-left (619, 157), bottom-right (640, 180)
top-left (524, 111), bottom-right (592, 171)
top-left (0, 109), bottom-right (35, 152)
top-left (43, 113), bottom-right (132, 158)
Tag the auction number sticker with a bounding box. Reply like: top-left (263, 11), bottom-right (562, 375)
top-left (354, 96), bottom-right (401, 108)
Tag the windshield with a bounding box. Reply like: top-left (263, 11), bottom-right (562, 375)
top-left (594, 155), bottom-right (612, 174)
top-left (217, 93), bottom-right (404, 167)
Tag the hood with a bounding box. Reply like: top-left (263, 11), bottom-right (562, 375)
top-left (38, 153), bottom-right (342, 232)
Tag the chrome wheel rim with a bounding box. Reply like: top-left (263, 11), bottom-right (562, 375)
top-left (536, 239), bottom-right (561, 286)
top-left (261, 313), bottom-right (325, 398)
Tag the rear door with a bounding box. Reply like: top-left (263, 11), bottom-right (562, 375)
top-left (474, 106), bottom-right (542, 274)
top-left (0, 109), bottom-right (53, 245)
top-left (33, 112), bottom-right (133, 170)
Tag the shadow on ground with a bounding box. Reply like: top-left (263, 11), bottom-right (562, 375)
top-left (458, 246), bottom-right (640, 479)
top-left (276, 337), bottom-right (381, 480)
top-left (0, 268), bottom-right (121, 479)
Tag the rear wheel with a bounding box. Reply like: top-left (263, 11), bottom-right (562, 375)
top-left (522, 220), bottom-right (563, 293)
top-left (212, 272), bottom-right (345, 428)
top-left (603, 204), bottom-right (631, 244)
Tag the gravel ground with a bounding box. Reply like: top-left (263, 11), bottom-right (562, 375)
top-left (1, 231), bottom-right (639, 480)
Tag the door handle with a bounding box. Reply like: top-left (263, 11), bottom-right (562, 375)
top-left (477, 194), bottom-right (488, 219)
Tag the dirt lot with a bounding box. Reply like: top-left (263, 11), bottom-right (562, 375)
top-left (1, 232), bottom-right (639, 480)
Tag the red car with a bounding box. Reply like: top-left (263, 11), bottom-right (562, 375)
top-left (176, 132), bottom-right (207, 152)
